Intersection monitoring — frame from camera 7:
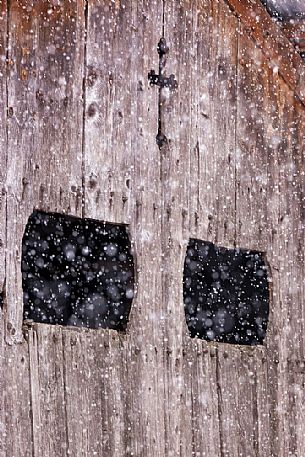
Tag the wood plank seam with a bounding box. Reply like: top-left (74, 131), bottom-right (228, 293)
top-left (81, 0), bottom-right (89, 220)
top-left (28, 327), bottom-right (39, 456)
top-left (234, 19), bottom-right (240, 246)
top-left (3, 0), bottom-right (9, 344)
top-left (216, 347), bottom-right (225, 457)
top-left (61, 330), bottom-right (70, 455)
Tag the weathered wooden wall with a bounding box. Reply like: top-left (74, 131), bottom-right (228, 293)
top-left (0, 0), bottom-right (305, 455)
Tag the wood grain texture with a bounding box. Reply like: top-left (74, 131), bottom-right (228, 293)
top-left (78, 1), bottom-right (165, 455)
top-left (4, 341), bottom-right (33, 456)
top-left (235, 31), bottom-right (269, 252)
top-left (163, 0), bottom-right (305, 455)
top-left (5, 0), bottom-right (85, 343)
top-left (281, 21), bottom-right (305, 53)
top-left (0, 0), bottom-right (7, 299)
top-left (217, 345), bottom-right (271, 456)
top-left (224, 0), bottom-right (305, 106)
top-left (235, 18), bottom-right (305, 457)
top-left (183, 339), bottom-right (220, 457)
top-left (264, 75), bottom-right (305, 457)
top-left (0, 310), bottom-right (4, 457)
top-left (0, 2), bottom-right (7, 455)
top-left (63, 328), bottom-right (127, 456)
top-left (1, 0), bottom-right (305, 455)
top-left (162, 1), bottom-right (264, 455)
top-left (161, 1), bottom-right (196, 452)
top-left (83, 0), bottom-right (163, 338)
top-left (29, 325), bottom-right (67, 457)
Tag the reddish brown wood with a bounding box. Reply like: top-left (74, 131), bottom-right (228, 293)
top-left (281, 21), bottom-right (305, 52)
top-left (224, 0), bottom-right (305, 106)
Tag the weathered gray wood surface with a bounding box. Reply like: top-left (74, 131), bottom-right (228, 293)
top-left (0, 1), bottom-right (7, 450)
top-left (1, 0), bottom-right (305, 455)
top-left (5, 0), bottom-right (85, 343)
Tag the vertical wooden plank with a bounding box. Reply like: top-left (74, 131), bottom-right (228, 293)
top-left (233, 28), bottom-right (274, 456)
top-left (235, 17), bottom-right (305, 454)
top-left (62, 330), bottom-right (91, 457)
top-left (6, 0), bottom-right (85, 343)
top-left (0, 1), bottom-right (7, 454)
top-left (84, 0), bottom-right (161, 225)
top-left (119, 335), bottom-right (164, 456)
top-left (175, 0), bottom-right (239, 247)
top-left (256, 348), bottom-right (271, 457)
top-left (235, 31), bottom-right (269, 252)
top-left (96, 333), bottom-right (125, 456)
top-left (287, 367), bottom-right (305, 456)
top-left (283, 97), bottom-right (305, 363)
top-left (234, 20), bottom-right (305, 457)
top-left (292, 100), bottom-right (305, 365)
top-left (83, 1), bottom-right (165, 455)
top-left (217, 346), bottom-right (245, 456)
top-left (0, 312), bottom-right (5, 457)
top-left (65, 331), bottom-right (89, 456)
top-left (263, 71), bottom-right (303, 456)
top-left (208, 0), bottom-right (238, 247)
top-left (29, 325), bottom-right (67, 457)
top-left (163, 0), bottom-right (238, 454)
top-left (261, 62), bottom-right (286, 457)
top-left (63, 329), bottom-right (136, 457)
top-left (183, 340), bottom-right (220, 457)
top-left (279, 92), bottom-right (305, 457)
top-left (162, 1), bottom-right (199, 453)
top-left (217, 345), bottom-right (270, 457)
top-left (63, 330), bottom-right (168, 457)
top-left (4, 341), bottom-right (33, 456)
top-left (0, 0), bottom-right (7, 296)
top-left (28, 325), bottom-right (42, 457)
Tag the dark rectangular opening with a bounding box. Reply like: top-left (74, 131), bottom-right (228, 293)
top-left (183, 239), bottom-right (270, 345)
top-left (22, 211), bottom-right (134, 330)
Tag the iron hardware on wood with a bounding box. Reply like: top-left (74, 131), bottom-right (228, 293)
top-left (148, 70), bottom-right (178, 90)
top-left (148, 38), bottom-right (178, 148)
top-left (148, 38), bottom-right (178, 90)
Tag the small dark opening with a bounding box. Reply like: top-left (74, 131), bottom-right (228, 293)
top-left (183, 239), bottom-right (269, 345)
top-left (22, 211), bottom-right (134, 330)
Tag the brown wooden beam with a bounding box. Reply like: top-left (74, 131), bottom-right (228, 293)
top-left (281, 21), bottom-right (305, 52)
top-left (224, 0), bottom-right (305, 106)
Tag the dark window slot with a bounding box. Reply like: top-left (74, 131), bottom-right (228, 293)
top-left (22, 211), bottom-right (134, 330)
top-left (183, 239), bottom-right (270, 345)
